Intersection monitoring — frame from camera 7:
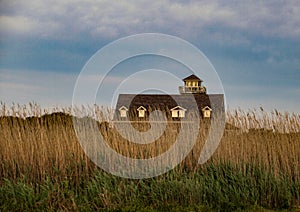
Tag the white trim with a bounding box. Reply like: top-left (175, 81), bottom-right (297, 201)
top-left (118, 106), bottom-right (128, 118)
top-left (170, 106), bottom-right (187, 118)
top-left (118, 106), bottom-right (128, 111)
top-left (202, 106), bottom-right (212, 111)
top-left (137, 106), bottom-right (147, 111)
top-left (170, 106), bottom-right (187, 111)
top-left (137, 106), bottom-right (147, 117)
top-left (202, 106), bottom-right (212, 118)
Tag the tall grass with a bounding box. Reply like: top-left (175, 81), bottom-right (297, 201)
top-left (1, 102), bottom-right (298, 181)
top-left (0, 102), bottom-right (299, 210)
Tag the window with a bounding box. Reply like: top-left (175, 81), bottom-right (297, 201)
top-left (138, 110), bottom-right (145, 117)
top-left (203, 110), bottom-right (210, 118)
top-left (118, 106), bottom-right (128, 118)
top-left (137, 106), bottom-right (147, 118)
top-left (178, 110), bottom-right (185, 118)
top-left (171, 110), bottom-right (178, 118)
top-left (202, 106), bottom-right (212, 118)
top-left (120, 110), bottom-right (127, 117)
top-left (171, 106), bottom-right (187, 118)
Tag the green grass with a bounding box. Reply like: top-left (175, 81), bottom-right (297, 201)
top-left (1, 163), bottom-right (299, 211)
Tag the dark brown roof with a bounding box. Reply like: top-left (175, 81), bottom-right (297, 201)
top-left (182, 74), bottom-right (203, 82)
top-left (116, 94), bottom-right (224, 112)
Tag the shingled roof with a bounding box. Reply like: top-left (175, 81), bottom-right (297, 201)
top-left (182, 74), bottom-right (203, 82)
top-left (116, 93), bottom-right (223, 112)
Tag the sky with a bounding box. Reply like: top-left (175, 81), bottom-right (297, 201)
top-left (0, 0), bottom-right (300, 113)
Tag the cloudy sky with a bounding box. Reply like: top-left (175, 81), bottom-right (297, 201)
top-left (1, 0), bottom-right (300, 112)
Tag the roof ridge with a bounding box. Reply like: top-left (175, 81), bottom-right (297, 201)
top-left (182, 74), bottom-right (203, 82)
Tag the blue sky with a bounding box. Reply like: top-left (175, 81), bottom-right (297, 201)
top-left (0, 0), bottom-right (300, 112)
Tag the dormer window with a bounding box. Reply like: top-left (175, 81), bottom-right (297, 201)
top-left (202, 106), bottom-right (212, 118)
top-left (170, 106), bottom-right (187, 118)
top-left (118, 106), bottom-right (128, 118)
top-left (137, 106), bottom-right (147, 117)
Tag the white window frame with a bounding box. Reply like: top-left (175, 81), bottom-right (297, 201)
top-left (170, 106), bottom-right (187, 118)
top-left (178, 110), bottom-right (185, 118)
top-left (171, 110), bottom-right (178, 118)
top-left (137, 106), bottom-right (147, 118)
top-left (202, 106), bottom-right (212, 118)
top-left (118, 106), bottom-right (128, 118)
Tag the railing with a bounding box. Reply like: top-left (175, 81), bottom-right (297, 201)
top-left (179, 86), bottom-right (206, 94)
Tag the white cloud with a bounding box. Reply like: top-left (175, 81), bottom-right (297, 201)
top-left (1, 0), bottom-right (299, 41)
top-left (0, 14), bottom-right (61, 38)
top-left (0, 16), bottom-right (38, 34)
top-left (225, 1), bottom-right (300, 39)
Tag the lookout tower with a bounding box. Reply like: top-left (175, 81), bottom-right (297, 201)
top-left (179, 74), bottom-right (206, 94)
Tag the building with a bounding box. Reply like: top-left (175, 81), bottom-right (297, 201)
top-left (115, 74), bottom-right (224, 120)
top-left (179, 74), bottom-right (206, 94)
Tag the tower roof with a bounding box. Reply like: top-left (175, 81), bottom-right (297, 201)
top-left (182, 74), bottom-right (203, 82)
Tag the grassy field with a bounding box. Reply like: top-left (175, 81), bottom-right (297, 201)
top-left (0, 103), bottom-right (299, 211)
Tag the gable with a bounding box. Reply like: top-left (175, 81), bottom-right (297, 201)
top-left (202, 106), bottom-right (212, 111)
top-left (183, 74), bottom-right (203, 82)
top-left (170, 106), bottom-right (187, 111)
top-left (137, 106), bottom-right (147, 111)
top-left (118, 106), bottom-right (128, 111)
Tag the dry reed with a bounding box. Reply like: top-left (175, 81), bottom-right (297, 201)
top-left (0, 102), bottom-right (299, 183)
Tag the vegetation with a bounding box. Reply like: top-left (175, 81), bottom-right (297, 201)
top-left (0, 102), bottom-right (299, 211)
